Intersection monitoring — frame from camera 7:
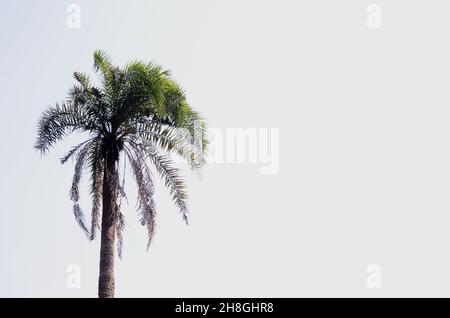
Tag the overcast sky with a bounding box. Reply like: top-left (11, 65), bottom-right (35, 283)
top-left (1, 0), bottom-right (450, 297)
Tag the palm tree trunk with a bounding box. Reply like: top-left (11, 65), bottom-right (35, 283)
top-left (98, 157), bottom-right (117, 298)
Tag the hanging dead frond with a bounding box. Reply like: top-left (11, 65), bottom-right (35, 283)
top-left (88, 140), bottom-right (104, 241)
top-left (124, 145), bottom-right (156, 249)
top-left (73, 203), bottom-right (90, 237)
top-left (130, 141), bottom-right (189, 225)
top-left (116, 211), bottom-right (126, 258)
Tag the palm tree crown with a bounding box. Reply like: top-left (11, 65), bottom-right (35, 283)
top-left (35, 51), bottom-right (207, 297)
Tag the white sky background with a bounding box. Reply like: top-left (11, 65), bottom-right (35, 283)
top-left (1, 0), bottom-right (450, 297)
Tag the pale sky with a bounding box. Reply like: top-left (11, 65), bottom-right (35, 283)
top-left (1, 0), bottom-right (450, 297)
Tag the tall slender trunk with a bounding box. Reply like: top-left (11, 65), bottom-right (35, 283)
top-left (98, 156), bottom-right (117, 298)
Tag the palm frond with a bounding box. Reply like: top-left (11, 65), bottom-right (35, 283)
top-left (93, 50), bottom-right (113, 77)
top-left (73, 72), bottom-right (91, 89)
top-left (36, 51), bottom-right (208, 256)
top-left (112, 61), bottom-right (168, 126)
top-left (61, 138), bottom-right (93, 164)
top-left (73, 203), bottom-right (90, 237)
top-left (70, 143), bottom-right (92, 202)
top-left (88, 140), bottom-right (103, 240)
top-left (130, 141), bottom-right (189, 224)
top-left (116, 211), bottom-right (126, 258)
top-left (35, 102), bottom-right (95, 153)
top-left (68, 140), bottom-right (96, 237)
top-left (124, 145), bottom-right (156, 249)
top-left (136, 122), bottom-right (205, 170)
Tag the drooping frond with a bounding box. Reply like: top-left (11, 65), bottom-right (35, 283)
top-left (124, 145), bottom-right (156, 249)
top-left (70, 142), bottom-right (92, 202)
top-left (88, 140), bottom-right (104, 240)
top-left (155, 124), bottom-right (206, 170)
top-left (116, 211), bottom-right (126, 258)
top-left (130, 141), bottom-right (189, 224)
top-left (35, 102), bottom-right (96, 153)
top-left (116, 159), bottom-right (128, 203)
top-left (69, 141), bottom-right (94, 237)
top-left (182, 110), bottom-right (208, 162)
top-left (61, 138), bottom-right (94, 164)
top-left (114, 158), bottom-right (128, 256)
top-left (73, 203), bottom-right (90, 237)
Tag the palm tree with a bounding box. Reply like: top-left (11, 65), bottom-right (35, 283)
top-left (35, 51), bottom-right (207, 298)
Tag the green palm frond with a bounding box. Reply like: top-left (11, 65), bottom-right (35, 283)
top-left (93, 50), bottom-right (113, 79)
top-left (73, 72), bottom-right (91, 90)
